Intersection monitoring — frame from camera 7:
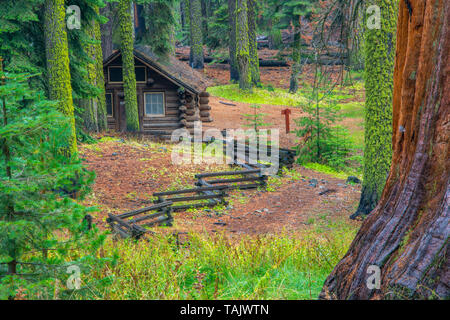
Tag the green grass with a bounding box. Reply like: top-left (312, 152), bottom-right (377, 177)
top-left (76, 223), bottom-right (357, 300)
top-left (303, 162), bottom-right (362, 180)
top-left (207, 84), bottom-right (308, 107)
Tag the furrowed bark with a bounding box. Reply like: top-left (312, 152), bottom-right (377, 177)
top-left (44, 0), bottom-right (77, 155)
top-left (321, 0), bottom-right (449, 300)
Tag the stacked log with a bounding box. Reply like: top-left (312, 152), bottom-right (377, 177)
top-left (199, 91), bottom-right (212, 123)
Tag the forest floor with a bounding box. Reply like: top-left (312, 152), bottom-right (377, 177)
top-left (80, 136), bottom-right (361, 236)
top-left (80, 51), bottom-right (365, 237)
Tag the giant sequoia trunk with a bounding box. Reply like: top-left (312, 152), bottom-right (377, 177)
top-left (320, 0), bottom-right (449, 299)
top-left (43, 0), bottom-right (77, 155)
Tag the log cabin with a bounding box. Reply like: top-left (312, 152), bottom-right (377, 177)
top-left (103, 45), bottom-right (212, 138)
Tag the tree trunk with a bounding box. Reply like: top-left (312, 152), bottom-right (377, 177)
top-left (228, 0), bottom-right (239, 82)
top-left (247, 0), bottom-right (260, 85)
top-left (320, 0), bottom-right (449, 300)
top-left (43, 0), bottom-right (77, 155)
top-left (289, 15), bottom-right (302, 94)
top-left (93, 7), bottom-right (108, 132)
top-left (351, 0), bottom-right (398, 218)
top-left (236, 0), bottom-right (251, 91)
top-left (100, 2), bottom-right (115, 59)
top-left (118, 0), bottom-right (140, 132)
top-left (189, 0), bottom-right (204, 69)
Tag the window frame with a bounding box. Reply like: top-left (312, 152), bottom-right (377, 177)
top-left (107, 66), bottom-right (147, 84)
top-left (105, 92), bottom-right (114, 117)
top-left (144, 92), bottom-right (166, 117)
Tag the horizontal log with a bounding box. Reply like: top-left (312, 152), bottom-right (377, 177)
top-left (160, 193), bottom-right (226, 203)
top-left (205, 176), bottom-right (261, 184)
top-left (195, 169), bottom-right (261, 178)
top-left (117, 202), bottom-right (172, 219)
top-left (129, 210), bottom-right (169, 224)
top-left (154, 185), bottom-right (229, 196)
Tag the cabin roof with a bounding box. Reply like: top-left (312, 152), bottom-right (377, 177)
top-left (103, 46), bottom-right (211, 94)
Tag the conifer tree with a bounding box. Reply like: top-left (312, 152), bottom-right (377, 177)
top-left (351, 0), bottom-right (398, 218)
top-left (43, 0), bottom-right (77, 155)
top-left (118, 0), bottom-right (140, 132)
top-left (236, 0), bottom-right (252, 90)
top-left (247, 0), bottom-right (260, 85)
top-left (189, 0), bottom-right (204, 69)
top-left (228, 0), bottom-right (239, 81)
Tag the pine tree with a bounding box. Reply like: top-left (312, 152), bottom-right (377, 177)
top-left (247, 0), bottom-right (260, 85)
top-left (0, 64), bottom-right (102, 299)
top-left (279, 0), bottom-right (315, 94)
top-left (189, 0), bottom-right (204, 69)
top-left (351, 0), bottom-right (397, 219)
top-left (136, 0), bottom-right (177, 56)
top-left (118, 0), bottom-right (140, 132)
top-left (43, 0), bottom-right (77, 155)
top-left (236, 0), bottom-right (252, 90)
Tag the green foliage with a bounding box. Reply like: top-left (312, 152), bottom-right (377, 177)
top-left (118, 0), bottom-right (140, 132)
top-left (0, 71), bottom-right (106, 299)
top-left (136, 0), bottom-right (177, 56)
top-left (207, 84), bottom-right (308, 106)
top-left (242, 105), bottom-right (272, 131)
top-left (295, 63), bottom-right (353, 171)
top-left (87, 224), bottom-right (357, 299)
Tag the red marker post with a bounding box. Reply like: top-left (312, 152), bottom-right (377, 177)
top-left (281, 108), bottom-right (292, 134)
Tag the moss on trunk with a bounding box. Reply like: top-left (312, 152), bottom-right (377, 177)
top-left (189, 0), bottom-right (204, 69)
top-left (118, 0), bottom-right (140, 132)
top-left (247, 0), bottom-right (260, 85)
top-left (352, 0), bottom-right (398, 218)
top-left (236, 0), bottom-right (251, 91)
top-left (43, 0), bottom-right (77, 155)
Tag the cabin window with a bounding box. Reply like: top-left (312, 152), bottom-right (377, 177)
top-left (144, 92), bottom-right (165, 116)
top-left (105, 93), bottom-right (114, 117)
top-left (108, 66), bottom-right (146, 83)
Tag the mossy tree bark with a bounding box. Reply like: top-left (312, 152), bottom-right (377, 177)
top-left (100, 2), bottom-right (115, 59)
top-left (189, 0), bottom-right (204, 69)
top-left (93, 9), bottom-right (108, 132)
top-left (289, 15), bottom-right (302, 93)
top-left (228, 0), bottom-right (239, 82)
top-left (351, 0), bottom-right (398, 219)
top-left (82, 9), bottom-right (107, 132)
top-left (236, 0), bottom-right (252, 91)
top-left (247, 0), bottom-right (260, 85)
top-left (321, 0), bottom-right (449, 299)
top-left (43, 0), bottom-right (77, 155)
top-left (118, 0), bottom-right (140, 132)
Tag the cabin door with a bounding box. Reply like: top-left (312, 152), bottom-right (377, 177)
top-left (118, 93), bottom-right (127, 132)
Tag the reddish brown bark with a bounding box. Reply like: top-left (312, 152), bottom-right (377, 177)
top-left (320, 0), bottom-right (449, 299)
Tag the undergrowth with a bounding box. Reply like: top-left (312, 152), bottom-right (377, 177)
top-left (77, 223), bottom-right (357, 300)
